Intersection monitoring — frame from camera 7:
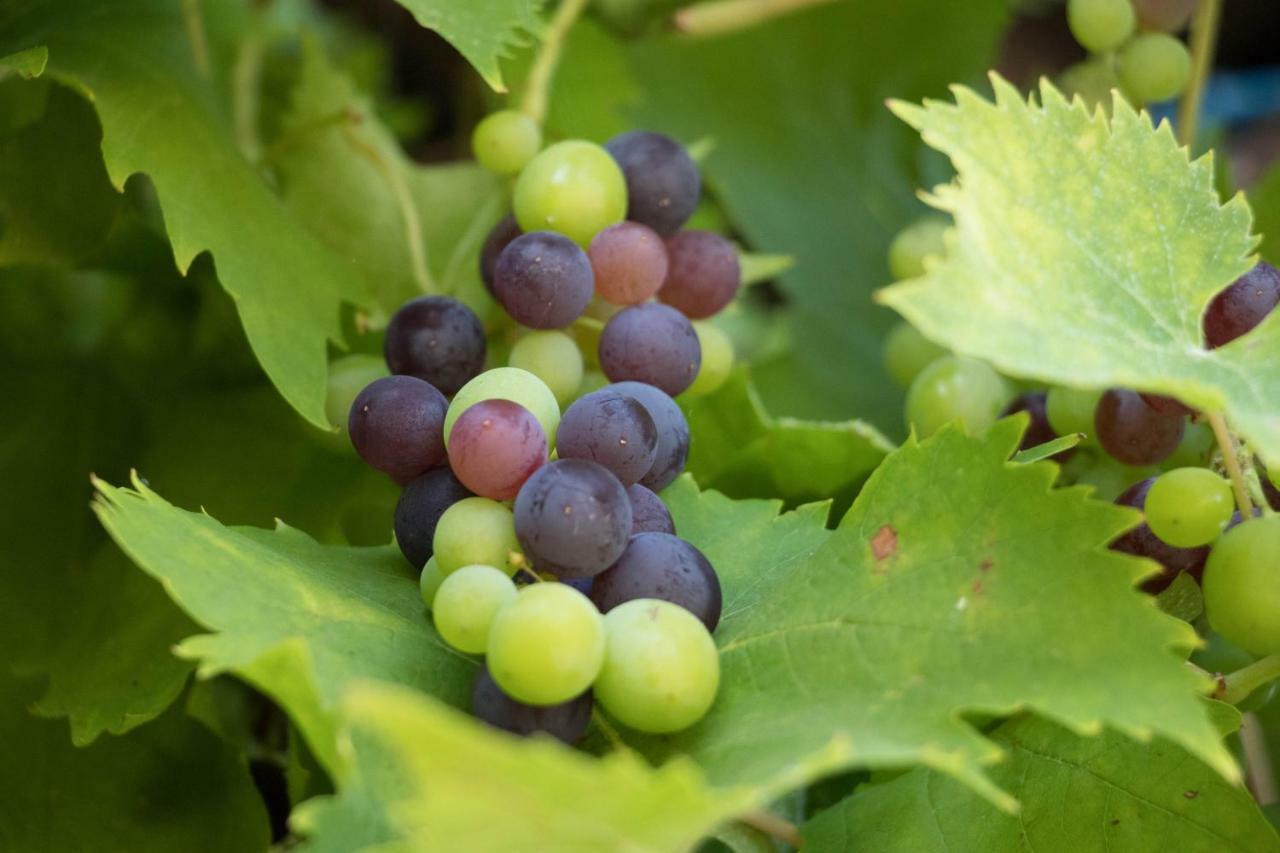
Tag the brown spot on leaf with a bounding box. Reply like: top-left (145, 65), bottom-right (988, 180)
top-left (1184, 790), bottom-right (1199, 799)
top-left (979, 558), bottom-right (993, 573)
top-left (971, 579), bottom-right (985, 597)
top-left (870, 525), bottom-right (897, 563)
top-left (1110, 819), bottom-right (1120, 826)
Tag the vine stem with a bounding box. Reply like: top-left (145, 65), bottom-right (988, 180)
top-left (1175, 0), bottom-right (1222, 149)
top-left (520, 0), bottom-right (591, 126)
top-left (1208, 413), bottom-right (1254, 517)
top-left (739, 810), bottom-right (803, 849)
top-left (1220, 653), bottom-right (1280, 705)
top-left (671, 0), bottom-right (836, 37)
top-left (1241, 713), bottom-right (1278, 806)
top-left (181, 0), bottom-right (211, 79)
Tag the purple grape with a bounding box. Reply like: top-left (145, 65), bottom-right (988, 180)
top-left (384, 296), bottom-right (486, 395)
top-left (659, 230), bottom-right (741, 319)
top-left (447, 399), bottom-right (547, 501)
top-left (598, 303), bottom-right (701, 397)
top-left (1203, 261), bottom-right (1280, 348)
top-left (1001, 391), bottom-right (1062, 453)
top-left (557, 390), bottom-right (658, 486)
top-left (348, 375), bottom-right (448, 484)
top-left (563, 577), bottom-right (594, 596)
top-left (471, 668), bottom-right (592, 745)
top-left (1095, 389), bottom-right (1184, 466)
top-left (1111, 477), bottom-right (1209, 592)
top-left (480, 213), bottom-right (522, 297)
top-left (1139, 393), bottom-right (1194, 417)
top-left (493, 231), bottom-right (593, 329)
top-left (513, 459), bottom-right (633, 578)
top-left (589, 221), bottom-right (669, 306)
top-left (627, 484), bottom-right (675, 535)
top-left (608, 381), bottom-right (690, 491)
top-left (394, 468), bottom-right (473, 570)
top-left (590, 533), bottom-right (722, 631)
top-left (604, 131), bottom-right (700, 236)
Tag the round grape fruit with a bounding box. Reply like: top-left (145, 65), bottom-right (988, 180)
top-left (659, 230), bottom-right (741, 319)
top-left (604, 130), bottom-right (700, 236)
top-left (1095, 389), bottom-right (1185, 466)
top-left (493, 231), bottom-right (594, 330)
top-left (599, 303), bottom-right (701, 397)
top-left (590, 533), bottom-right (722, 631)
top-left (447, 399), bottom-right (547, 501)
top-left (384, 296), bottom-right (486, 395)
top-left (514, 459), bottom-right (633, 578)
top-left (348, 375), bottom-right (449, 484)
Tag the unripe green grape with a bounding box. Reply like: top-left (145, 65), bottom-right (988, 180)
top-left (431, 564), bottom-right (518, 654)
top-left (1065, 450), bottom-right (1156, 503)
top-left (1202, 516), bottom-right (1280, 656)
top-left (513, 140), bottom-right (628, 247)
top-left (445, 367), bottom-right (561, 450)
top-left (1145, 468), bottom-right (1233, 547)
top-left (1058, 58), bottom-right (1124, 111)
top-left (1067, 0), bottom-right (1136, 53)
top-left (508, 331), bottom-right (584, 407)
top-left (887, 217), bottom-right (948, 280)
top-left (905, 355), bottom-right (1008, 438)
top-left (594, 599), bottom-right (720, 733)
top-left (1164, 420), bottom-right (1214, 469)
top-left (576, 369), bottom-right (609, 399)
top-left (321, 354), bottom-right (388, 450)
top-left (471, 110), bottom-right (542, 176)
top-left (419, 556), bottom-right (445, 608)
top-left (1117, 33), bottom-right (1192, 104)
top-left (487, 583), bottom-right (605, 705)
top-left (685, 321), bottom-right (733, 397)
top-left (883, 321), bottom-right (948, 388)
top-left (432, 497), bottom-right (523, 576)
top-left (1046, 386), bottom-right (1104, 445)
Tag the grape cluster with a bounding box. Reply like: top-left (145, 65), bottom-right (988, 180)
top-left (1059, 0), bottom-right (1195, 109)
top-left (339, 116), bottom-right (743, 744)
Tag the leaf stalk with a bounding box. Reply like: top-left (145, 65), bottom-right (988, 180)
top-left (520, 0), bottom-right (591, 126)
top-left (1175, 0), bottom-right (1222, 149)
top-left (671, 0), bottom-right (837, 37)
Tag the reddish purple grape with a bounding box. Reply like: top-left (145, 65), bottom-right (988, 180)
top-left (1139, 393), bottom-right (1194, 417)
top-left (447, 399), bottom-right (547, 501)
top-left (590, 533), bottom-right (722, 631)
top-left (658, 230), bottom-right (741, 319)
top-left (627, 484), bottom-right (675, 535)
top-left (557, 389), bottom-right (658, 486)
top-left (604, 131), bottom-right (700, 236)
top-left (348, 375), bottom-right (449, 485)
top-left (599, 303), bottom-right (701, 397)
top-left (1111, 477), bottom-right (1209, 593)
top-left (588, 222), bottom-right (669, 306)
top-left (513, 459), bottom-right (632, 578)
top-left (384, 296), bottom-right (486, 395)
top-left (394, 468), bottom-right (473, 569)
top-left (1203, 261), bottom-right (1280, 348)
top-left (1095, 388), bottom-right (1184, 466)
top-left (479, 213), bottom-right (522, 297)
top-left (608, 381), bottom-right (690, 491)
top-left (493, 231), bottom-right (594, 329)
top-left (472, 668), bottom-right (592, 745)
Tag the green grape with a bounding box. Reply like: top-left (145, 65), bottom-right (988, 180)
top-left (321, 354), bottom-right (388, 451)
top-left (576, 369), bottom-right (609, 399)
top-left (1117, 33), bottom-right (1192, 104)
top-left (1145, 468), bottom-right (1233, 547)
top-left (1045, 386), bottom-right (1103, 445)
top-left (883, 321), bottom-right (947, 388)
top-left (1202, 516), bottom-right (1280, 656)
top-left (685, 321), bottom-right (734, 397)
top-left (1067, 0), bottom-right (1136, 53)
top-left (431, 564), bottom-right (518, 654)
top-left (486, 583), bottom-right (605, 705)
top-left (419, 556), bottom-right (445, 608)
top-left (887, 216), bottom-right (948, 280)
top-left (432, 497), bottom-right (523, 576)
top-left (513, 140), bottom-right (628, 247)
top-left (904, 355), bottom-right (1008, 438)
top-left (471, 110), bottom-right (541, 176)
top-left (508, 331), bottom-right (584, 407)
top-left (1191, 631), bottom-right (1278, 713)
top-left (444, 367), bottom-right (561, 450)
top-left (1064, 449), bottom-right (1156, 502)
top-left (1270, 462), bottom-right (1280, 492)
top-left (1165, 420), bottom-right (1214, 469)
top-left (1057, 58), bottom-right (1124, 111)
top-left (594, 599), bottom-right (720, 733)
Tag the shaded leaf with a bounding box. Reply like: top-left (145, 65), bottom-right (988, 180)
top-left (390, 0), bottom-right (543, 92)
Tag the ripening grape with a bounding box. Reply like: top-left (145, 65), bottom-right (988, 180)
top-left (508, 331), bottom-right (584, 406)
top-left (599, 303), bottom-right (701, 397)
top-left (588, 221), bottom-right (669, 306)
top-left (1095, 389), bottom-right (1185, 466)
top-left (686, 321), bottom-right (733, 397)
top-left (384, 296), bottom-right (486, 395)
top-left (1111, 477), bottom-right (1208, 591)
top-left (447, 399), bottom-right (547, 501)
top-left (433, 497), bottom-right (523, 576)
top-left (1045, 386), bottom-right (1104, 443)
top-left (609, 381), bottom-right (690, 491)
top-left (883, 321), bottom-right (947, 388)
top-left (471, 110), bottom-right (541, 176)
top-left (887, 217), bottom-right (948, 280)
top-left (419, 556), bottom-right (445, 608)
top-left (1164, 420), bottom-right (1214, 469)
top-left (1201, 516), bottom-right (1280, 656)
top-left (493, 231), bottom-right (594, 329)
top-left (1131, 0), bottom-right (1197, 32)
top-left (627, 483), bottom-right (675, 535)
top-left (322, 355), bottom-right (388, 451)
top-left (480, 214), bottom-right (522, 296)
top-left (556, 389), bottom-right (658, 486)
top-left (1145, 468), bottom-right (1233, 547)
top-left (659, 230), bottom-right (741, 319)
top-left (1117, 33), bottom-right (1192, 104)
top-left (444, 367), bottom-right (561, 451)
top-left (513, 459), bottom-right (632, 578)
top-left (348, 375), bottom-right (449, 484)
top-left (471, 667), bottom-right (593, 745)
top-left (1203, 261), bottom-right (1280, 348)
top-left (432, 565), bottom-right (518, 654)
top-left (395, 467), bottom-right (473, 569)
top-left (904, 356), bottom-right (1008, 438)
top-left (486, 583), bottom-right (606, 705)
top-left (1000, 391), bottom-right (1062, 453)
top-left (604, 130), bottom-right (700, 236)
top-left (513, 140), bottom-right (628, 247)
top-left (1139, 393), bottom-right (1193, 417)
top-left (594, 599), bottom-right (720, 733)
top-left (590, 533), bottom-right (722, 631)
top-left (1067, 0), bottom-right (1136, 53)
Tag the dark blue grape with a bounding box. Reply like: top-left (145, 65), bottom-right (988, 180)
top-left (394, 468), bottom-right (473, 570)
top-left (479, 213), bottom-right (522, 297)
top-left (590, 533), bottom-right (722, 631)
top-left (599, 303), bottom-right (701, 397)
top-left (608, 381), bottom-right (690, 491)
top-left (627, 484), bottom-right (675, 535)
top-left (349, 375), bottom-right (448, 484)
top-left (1204, 261), bottom-right (1280, 348)
top-left (493, 231), bottom-right (593, 329)
top-left (384, 296), bottom-right (486, 395)
top-left (604, 131), bottom-right (700, 236)
top-left (513, 459), bottom-right (632, 579)
top-left (471, 667), bottom-right (592, 745)
top-left (557, 389), bottom-right (658, 485)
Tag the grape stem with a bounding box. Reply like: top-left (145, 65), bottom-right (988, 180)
top-left (1175, 0), bottom-right (1222, 149)
top-left (1241, 713), bottom-right (1278, 806)
top-left (1218, 653), bottom-right (1280, 706)
top-left (739, 810), bottom-right (803, 849)
top-left (589, 708), bottom-right (629, 752)
top-left (181, 0), bottom-right (211, 79)
top-left (671, 0), bottom-right (837, 37)
top-left (1207, 412), bottom-right (1254, 518)
top-left (520, 0), bottom-right (591, 127)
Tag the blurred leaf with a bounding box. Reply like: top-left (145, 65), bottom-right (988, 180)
top-left (738, 252), bottom-right (793, 287)
top-left (0, 43), bottom-right (45, 76)
top-left (390, 0), bottom-right (544, 92)
top-left (1156, 570), bottom-right (1205, 624)
top-left (1250, 161), bottom-right (1280, 264)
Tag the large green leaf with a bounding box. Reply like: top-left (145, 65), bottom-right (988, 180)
top-left (390, 0), bottom-right (543, 92)
top-left (878, 79), bottom-right (1280, 460)
top-left (803, 713), bottom-right (1279, 852)
top-left (292, 681), bottom-right (763, 852)
top-left (0, 0), bottom-right (365, 427)
top-left (650, 420), bottom-right (1231, 807)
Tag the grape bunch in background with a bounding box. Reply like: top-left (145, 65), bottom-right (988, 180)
top-left (340, 114), bottom-right (744, 745)
top-left (1059, 0), bottom-right (1196, 109)
top-left (885, 219), bottom-right (1280, 706)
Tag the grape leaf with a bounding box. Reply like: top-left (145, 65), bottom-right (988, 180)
top-left (291, 681), bottom-right (767, 852)
top-left (879, 78), bottom-right (1280, 461)
top-left (92, 476), bottom-right (476, 774)
top-left (802, 714), bottom-right (1278, 853)
top-left (650, 420), bottom-right (1232, 807)
top-left (389, 0), bottom-right (542, 93)
top-left (0, 673), bottom-right (270, 852)
top-left (0, 0), bottom-right (365, 427)
top-left (0, 44), bottom-right (44, 77)
top-left (681, 369), bottom-right (894, 505)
